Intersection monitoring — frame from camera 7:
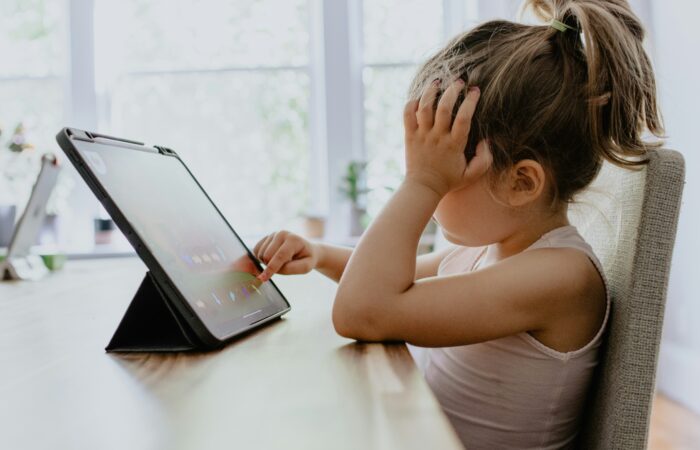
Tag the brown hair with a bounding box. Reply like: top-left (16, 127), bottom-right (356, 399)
top-left (408, 0), bottom-right (664, 204)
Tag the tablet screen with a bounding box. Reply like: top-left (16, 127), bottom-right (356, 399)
top-left (73, 140), bottom-right (289, 340)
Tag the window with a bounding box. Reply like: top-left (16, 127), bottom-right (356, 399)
top-left (362, 1), bottom-right (449, 217)
top-left (1, 0), bottom-right (479, 253)
top-left (96, 0), bottom-right (311, 237)
top-left (0, 0), bottom-right (67, 208)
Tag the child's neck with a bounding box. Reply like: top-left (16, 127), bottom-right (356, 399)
top-left (483, 210), bottom-right (570, 266)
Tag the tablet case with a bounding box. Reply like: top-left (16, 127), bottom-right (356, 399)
top-left (106, 272), bottom-right (202, 352)
top-left (57, 127), bottom-right (290, 353)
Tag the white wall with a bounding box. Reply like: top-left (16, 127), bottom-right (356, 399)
top-left (647, 1), bottom-right (700, 413)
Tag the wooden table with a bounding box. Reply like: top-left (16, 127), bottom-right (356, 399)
top-left (0, 258), bottom-right (462, 450)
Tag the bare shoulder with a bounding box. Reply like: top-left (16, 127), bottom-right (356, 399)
top-left (517, 246), bottom-right (607, 352)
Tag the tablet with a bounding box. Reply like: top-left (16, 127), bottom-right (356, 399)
top-left (1, 154), bottom-right (61, 280)
top-left (56, 128), bottom-right (290, 347)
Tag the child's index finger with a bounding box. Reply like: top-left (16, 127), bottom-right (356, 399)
top-left (451, 86), bottom-right (480, 140)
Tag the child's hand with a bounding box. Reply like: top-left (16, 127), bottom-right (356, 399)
top-left (403, 78), bottom-right (491, 197)
top-left (253, 230), bottom-right (319, 282)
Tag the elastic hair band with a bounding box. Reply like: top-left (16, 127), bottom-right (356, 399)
top-left (550, 19), bottom-right (576, 32)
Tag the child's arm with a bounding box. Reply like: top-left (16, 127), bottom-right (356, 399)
top-left (332, 79), bottom-right (604, 348)
top-left (313, 243), bottom-right (352, 282)
top-left (312, 242), bottom-right (452, 281)
top-left (311, 241), bottom-right (454, 281)
top-left (253, 231), bottom-right (453, 283)
top-left (336, 232), bottom-right (603, 348)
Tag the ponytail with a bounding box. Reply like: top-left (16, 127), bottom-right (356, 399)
top-left (525, 0), bottom-right (664, 166)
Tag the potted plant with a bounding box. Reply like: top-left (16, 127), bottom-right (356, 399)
top-left (339, 160), bottom-right (370, 236)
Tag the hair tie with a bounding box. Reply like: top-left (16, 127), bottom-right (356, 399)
top-left (550, 19), bottom-right (576, 32)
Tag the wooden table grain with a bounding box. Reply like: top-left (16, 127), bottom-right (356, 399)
top-left (0, 258), bottom-right (463, 450)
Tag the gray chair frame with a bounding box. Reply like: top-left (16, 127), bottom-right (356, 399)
top-left (573, 149), bottom-right (686, 449)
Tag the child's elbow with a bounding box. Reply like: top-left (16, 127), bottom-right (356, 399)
top-left (331, 295), bottom-right (364, 339)
top-left (332, 314), bottom-right (359, 340)
top-left (331, 295), bottom-right (386, 341)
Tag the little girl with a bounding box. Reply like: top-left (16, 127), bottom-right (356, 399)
top-left (254, 0), bottom-right (662, 447)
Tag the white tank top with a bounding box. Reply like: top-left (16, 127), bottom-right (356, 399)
top-left (409, 225), bottom-right (610, 449)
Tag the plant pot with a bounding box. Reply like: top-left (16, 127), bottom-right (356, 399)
top-left (302, 215), bottom-right (326, 239)
top-left (0, 204), bottom-right (17, 247)
top-left (94, 218), bottom-right (116, 245)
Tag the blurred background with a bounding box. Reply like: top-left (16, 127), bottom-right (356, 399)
top-left (0, 0), bottom-right (698, 428)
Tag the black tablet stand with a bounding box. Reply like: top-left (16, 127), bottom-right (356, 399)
top-left (106, 272), bottom-right (200, 352)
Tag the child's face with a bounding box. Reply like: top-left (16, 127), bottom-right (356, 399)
top-left (434, 170), bottom-right (517, 247)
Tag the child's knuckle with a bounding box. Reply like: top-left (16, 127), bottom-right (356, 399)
top-left (436, 106), bottom-right (450, 117)
top-left (418, 103), bottom-right (433, 113)
top-left (454, 114), bottom-right (469, 126)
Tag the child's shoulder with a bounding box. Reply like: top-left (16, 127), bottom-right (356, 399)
top-left (516, 244), bottom-right (609, 352)
top-left (525, 225), bottom-right (606, 293)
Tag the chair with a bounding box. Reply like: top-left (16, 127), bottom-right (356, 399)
top-left (570, 149), bottom-right (686, 449)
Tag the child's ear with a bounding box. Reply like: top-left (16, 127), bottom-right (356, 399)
top-left (506, 160), bottom-right (546, 207)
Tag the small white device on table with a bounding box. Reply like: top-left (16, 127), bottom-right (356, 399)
top-left (1, 154), bottom-right (61, 281)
